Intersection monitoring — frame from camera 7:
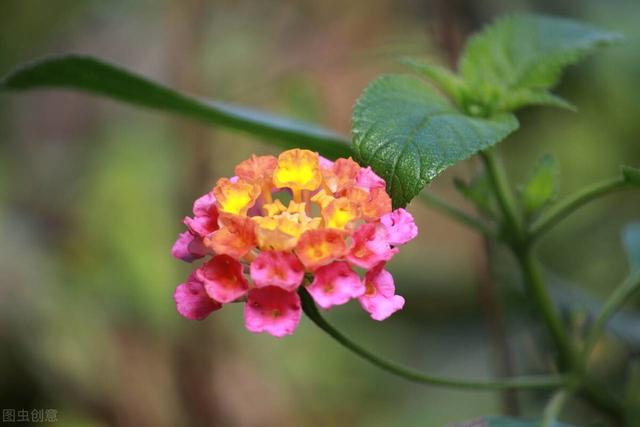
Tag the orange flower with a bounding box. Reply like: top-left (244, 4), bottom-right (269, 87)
top-left (273, 149), bottom-right (322, 193)
top-left (235, 154), bottom-right (278, 203)
top-left (204, 214), bottom-right (256, 259)
top-left (213, 177), bottom-right (260, 215)
top-left (322, 157), bottom-right (360, 193)
top-left (235, 154), bottom-right (278, 183)
top-left (253, 201), bottom-right (321, 251)
top-left (322, 197), bottom-right (358, 230)
top-left (295, 229), bottom-right (347, 270)
top-left (345, 187), bottom-right (392, 221)
top-left (361, 187), bottom-right (392, 221)
top-left (310, 189), bottom-right (335, 209)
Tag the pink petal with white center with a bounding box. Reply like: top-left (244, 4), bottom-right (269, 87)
top-left (174, 273), bottom-right (222, 320)
top-left (171, 231), bottom-right (208, 263)
top-left (307, 261), bottom-right (365, 309)
top-left (380, 208), bottom-right (418, 246)
top-left (197, 255), bottom-right (249, 303)
top-left (244, 287), bottom-right (301, 337)
top-left (347, 223), bottom-right (398, 269)
top-left (356, 166), bottom-right (386, 190)
top-left (358, 263), bottom-right (405, 321)
top-left (250, 251), bottom-right (305, 291)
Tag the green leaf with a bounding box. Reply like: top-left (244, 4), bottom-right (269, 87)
top-left (521, 153), bottom-right (560, 215)
top-left (497, 88), bottom-right (576, 112)
top-left (622, 165), bottom-right (640, 185)
top-left (623, 223), bottom-right (640, 272)
top-left (453, 416), bottom-right (573, 427)
top-left (459, 13), bottom-right (621, 112)
top-left (399, 57), bottom-right (466, 104)
top-left (0, 55), bottom-right (352, 159)
top-left (352, 74), bottom-right (518, 208)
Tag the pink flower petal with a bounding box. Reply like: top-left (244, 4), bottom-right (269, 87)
top-left (193, 193), bottom-right (216, 217)
top-left (347, 223), bottom-right (398, 269)
top-left (244, 287), bottom-right (301, 337)
top-left (171, 231), bottom-right (208, 263)
top-left (197, 255), bottom-right (249, 303)
top-left (174, 273), bottom-right (222, 320)
top-left (183, 215), bottom-right (218, 238)
top-left (184, 192), bottom-right (220, 237)
top-left (358, 263), bottom-right (405, 321)
top-left (307, 261), bottom-right (364, 309)
top-left (319, 156), bottom-right (335, 170)
top-left (380, 208), bottom-right (418, 246)
top-left (250, 251), bottom-right (305, 291)
top-left (356, 166), bottom-right (386, 190)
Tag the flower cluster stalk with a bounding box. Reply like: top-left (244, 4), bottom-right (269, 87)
top-left (299, 286), bottom-right (567, 391)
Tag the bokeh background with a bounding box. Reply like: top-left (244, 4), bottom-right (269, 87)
top-left (1, 1), bottom-right (639, 426)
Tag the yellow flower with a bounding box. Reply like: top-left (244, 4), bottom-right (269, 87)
top-left (273, 149), bottom-right (322, 192)
top-left (322, 197), bottom-right (358, 230)
top-left (213, 178), bottom-right (260, 215)
top-left (253, 203), bottom-right (321, 251)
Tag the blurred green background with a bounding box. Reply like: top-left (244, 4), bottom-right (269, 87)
top-left (1, 1), bottom-right (639, 426)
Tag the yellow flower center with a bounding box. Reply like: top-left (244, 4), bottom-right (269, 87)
top-left (273, 149), bottom-right (322, 192)
top-left (210, 149), bottom-right (389, 259)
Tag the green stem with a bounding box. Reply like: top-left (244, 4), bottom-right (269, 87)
top-left (481, 148), bottom-right (624, 420)
top-left (582, 269), bottom-right (640, 361)
top-left (299, 288), bottom-right (567, 391)
top-left (541, 389), bottom-right (571, 427)
top-left (418, 191), bottom-right (498, 238)
top-left (516, 249), bottom-right (577, 371)
top-left (481, 147), bottom-right (574, 369)
top-left (529, 177), bottom-right (630, 242)
top-left (480, 149), bottom-right (525, 242)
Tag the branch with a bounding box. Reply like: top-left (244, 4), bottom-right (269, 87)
top-left (480, 149), bottom-right (525, 240)
top-left (515, 250), bottom-right (577, 371)
top-left (529, 176), bottom-right (632, 242)
top-left (480, 148), bottom-right (576, 370)
top-left (299, 288), bottom-right (567, 391)
top-left (418, 192), bottom-right (498, 238)
top-left (583, 269), bottom-right (640, 360)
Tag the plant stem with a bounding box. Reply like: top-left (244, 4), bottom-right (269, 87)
top-left (418, 191), bottom-right (498, 238)
top-left (582, 269), bottom-right (640, 361)
top-left (515, 249), bottom-right (577, 371)
top-left (481, 147), bottom-right (575, 369)
top-left (482, 148), bottom-right (624, 422)
top-left (299, 287), bottom-right (567, 391)
top-left (480, 149), bottom-right (524, 241)
top-left (529, 177), bottom-right (630, 242)
top-left (541, 389), bottom-right (571, 427)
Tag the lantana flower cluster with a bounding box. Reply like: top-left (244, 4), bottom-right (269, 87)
top-left (172, 149), bottom-right (418, 337)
